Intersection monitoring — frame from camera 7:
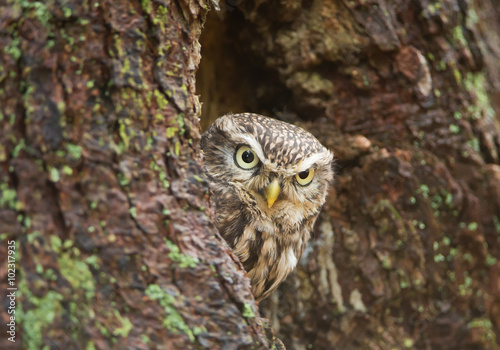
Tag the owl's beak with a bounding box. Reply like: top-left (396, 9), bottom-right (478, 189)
top-left (265, 179), bottom-right (280, 208)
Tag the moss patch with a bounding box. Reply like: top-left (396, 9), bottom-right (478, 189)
top-left (18, 279), bottom-right (64, 350)
top-left (145, 284), bottom-right (195, 342)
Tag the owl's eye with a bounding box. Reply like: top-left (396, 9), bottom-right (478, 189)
top-left (295, 168), bottom-right (315, 186)
top-left (235, 145), bottom-right (260, 169)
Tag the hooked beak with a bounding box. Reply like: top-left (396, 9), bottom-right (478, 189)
top-left (264, 179), bottom-right (280, 208)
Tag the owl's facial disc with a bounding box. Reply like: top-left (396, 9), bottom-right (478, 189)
top-left (231, 144), bottom-right (323, 210)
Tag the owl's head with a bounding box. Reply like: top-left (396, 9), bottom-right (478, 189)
top-left (201, 113), bottom-right (334, 220)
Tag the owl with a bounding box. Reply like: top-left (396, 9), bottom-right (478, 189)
top-left (201, 113), bottom-right (334, 301)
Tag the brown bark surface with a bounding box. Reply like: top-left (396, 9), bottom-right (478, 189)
top-left (198, 0), bottom-right (500, 349)
top-left (1, 0), bottom-right (500, 350)
top-left (0, 1), bottom-right (271, 349)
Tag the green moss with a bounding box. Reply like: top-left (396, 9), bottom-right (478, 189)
top-left (49, 235), bottom-right (62, 252)
top-left (154, 6), bottom-right (169, 37)
top-left (60, 29), bottom-right (75, 46)
top-left (463, 253), bottom-right (474, 262)
top-left (0, 183), bottom-right (17, 209)
top-left (158, 5), bottom-right (168, 15)
top-left (12, 137), bottom-right (26, 158)
top-left (418, 184), bottom-right (430, 198)
top-left (452, 25), bottom-right (467, 48)
top-left (58, 249), bottom-right (96, 299)
top-left (242, 303), bottom-right (255, 318)
top-left (166, 127), bottom-right (178, 138)
top-left (292, 71), bottom-right (334, 95)
top-left (381, 255), bottom-right (391, 269)
top-left (63, 7), bottom-right (72, 18)
top-left (49, 167), bottom-right (60, 182)
top-left (62, 165), bottom-right (73, 176)
top-left (403, 338), bottom-right (414, 348)
top-left (192, 326), bottom-right (206, 335)
top-left (154, 90), bottom-right (169, 109)
top-left (464, 73), bottom-right (494, 121)
top-left (458, 274), bottom-right (473, 296)
top-left (18, 279), bottom-right (64, 350)
top-left (25, 1), bottom-right (51, 27)
top-left (23, 216), bottom-right (31, 228)
top-left (0, 144), bottom-right (6, 162)
top-left (141, 334), bottom-right (150, 344)
top-left (129, 206), bottom-right (137, 218)
top-left (362, 75), bottom-right (369, 86)
top-left (66, 143), bottom-right (82, 159)
top-left (467, 138), bottom-right (480, 151)
top-left (123, 57), bottom-right (131, 73)
top-left (118, 120), bottom-right (130, 149)
top-left (145, 284), bottom-right (195, 342)
top-left (149, 156), bottom-right (170, 189)
top-left (85, 255), bottom-right (100, 269)
top-left (117, 172), bottom-right (129, 187)
top-left (421, 2), bottom-right (441, 17)
top-left (467, 222), bottom-right (478, 231)
top-left (467, 318), bottom-right (496, 344)
top-left (164, 239), bottom-right (199, 268)
top-left (142, 0), bottom-right (153, 14)
top-left (430, 194), bottom-right (442, 209)
top-left (192, 175), bottom-right (204, 183)
top-left (434, 254), bottom-right (445, 263)
top-left (444, 193), bottom-right (453, 206)
top-left (5, 37), bottom-right (21, 60)
top-left (177, 115), bottom-right (185, 134)
top-left (44, 268), bottom-right (57, 281)
top-left (113, 35), bottom-right (125, 57)
top-left (486, 255), bottom-right (497, 267)
top-left (113, 310), bottom-right (133, 337)
top-left (96, 320), bottom-right (111, 337)
top-left (453, 68), bottom-right (462, 85)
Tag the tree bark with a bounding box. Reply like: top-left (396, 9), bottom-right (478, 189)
top-left (2, 0), bottom-right (500, 350)
top-left (1, 1), bottom-right (272, 349)
top-left (198, 0), bottom-right (500, 349)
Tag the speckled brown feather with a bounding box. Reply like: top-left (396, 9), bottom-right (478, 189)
top-left (201, 113), bottom-right (334, 301)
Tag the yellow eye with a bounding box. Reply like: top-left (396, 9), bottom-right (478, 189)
top-left (235, 145), bottom-right (260, 169)
top-left (295, 168), bottom-right (314, 186)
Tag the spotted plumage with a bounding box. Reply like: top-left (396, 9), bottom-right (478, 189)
top-left (201, 113), bottom-right (334, 301)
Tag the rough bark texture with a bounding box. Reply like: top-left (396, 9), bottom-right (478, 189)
top-left (2, 0), bottom-right (500, 350)
top-left (0, 1), bottom-right (272, 349)
top-left (198, 0), bottom-right (500, 349)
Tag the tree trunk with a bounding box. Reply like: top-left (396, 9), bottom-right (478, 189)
top-left (2, 1), bottom-right (500, 350)
top-left (0, 1), bottom-right (272, 349)
top-left (198, 0), bottom-right (500, 349)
